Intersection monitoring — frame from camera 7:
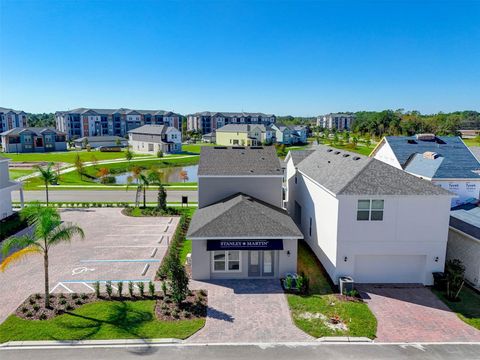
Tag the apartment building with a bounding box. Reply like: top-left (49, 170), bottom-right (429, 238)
top-left (128, 125), bottom-right (182, 154)
top-left (371, 134), bottom-right (480, 207)
top-left (215, 124), bottom-right (274, 146)
top-left (55, 108), bottom-right (182, 139)
top-left (187, 146), bottom-right (302, 280)
top-left (0, 107), bottom-right (28, 133)
top-left (187, 112), bottom-right (276, 135)
top-left (317, 113), bottom-right (355, 131)
top-left (1, 127), bottom-right (67, 153)
top-left (285, 145), bottom-right (453, 285)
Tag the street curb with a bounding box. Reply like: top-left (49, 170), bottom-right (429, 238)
top-left (0, 338), bottom-right (182, 348)
top-left (317, 337), bottom-right (373, 343)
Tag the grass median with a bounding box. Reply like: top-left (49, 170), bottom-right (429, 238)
top-left (0, 299), bottom-right (204, 343)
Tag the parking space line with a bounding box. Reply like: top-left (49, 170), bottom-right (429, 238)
top-left (82, 282), bottom-right (95, 291)
top-left (60, 279), bottom-right (149, 283)
top-left (50, 282), bottom-right (74, 294)
top-left (80, 259), bottom-right (160, 263)
top-left (151, 248), bottom-right (158, 257)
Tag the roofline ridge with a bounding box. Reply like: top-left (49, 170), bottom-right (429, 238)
top-left (337, 156), bottom-right (373, 194)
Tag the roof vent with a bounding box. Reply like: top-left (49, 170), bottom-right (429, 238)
top-left (423, 151), bottom-right (440, 160)
top-left (407, 139), bottom-right (417, 144)
top-left (342, 154), bottom-right (350, 158)
top-left (326, 149), bottom-right (333, 152)
top-left (334, 151), bottom-right (341, 155)
top-left (416, 133), bottom-right (436, 141)
top-left (353, 156), bottom-right (361, 161)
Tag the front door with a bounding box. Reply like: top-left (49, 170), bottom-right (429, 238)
top-left (248, 251), bottom-right (261, 277)
top-left (248, 251), bottom-right (275, 277)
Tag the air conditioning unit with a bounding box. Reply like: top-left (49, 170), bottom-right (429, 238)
top-left (339, 276), bottom-right (354, 295)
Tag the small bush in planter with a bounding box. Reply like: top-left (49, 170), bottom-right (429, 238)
top-left (117, 281), bottom-right (124, 298)
top-left (106, 281), bottom-right (113, 298)
top-left (81, 293), bottom-right (88, 300)
top-left (60, 298), bottom-right (67, 305)
top-left (75, 299), bottom-right (83, 305)
top-left (26, 312), bottom-right (33, 318)
top-left (148, 281), bottom-right (155, 297)
top-left (29, 298), bottom-right (36, 305)
top-left (39, 313), bottom-right (47, 320)
top-left (72, 293), bottom-right (79, 300)
top-left (94, 281), bottom-right (101, 298)
top-left (33, 304), bottom-right (40, 311)
top-left (66, 304), bottom-right (74, 311)
top-left (138, 282), bottom-right (145, 297)
top-left (128, 281), bottom-right (134, 297)
top-left (162, 282), bottom-right (168, 297)
top-left (21, 307), bottom-right (28, 313)
top-left (34, 294), bottom-right (41, 300)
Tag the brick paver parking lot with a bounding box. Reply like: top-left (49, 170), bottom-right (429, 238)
top-left (188, 279), bottom-right (312, 343)
top-left (358, 285), bottom-right (480, 343)
top-left (0, 208), bottom-right (178, 323)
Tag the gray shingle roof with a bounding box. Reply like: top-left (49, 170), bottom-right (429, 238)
top-left (0, 127), bottom-right (64, 136)
top-left (294, 145), bottom-right (452, 196)
top-left (382, 136), bottom-right (480, 179)
top-left (0, 107), bottom-right (26, 115)
top-left (288, 150), bottom-right (315, 165)
top-left (128, 125), bottom-right (171, 135)
top-left (55, 108), bottom-right (181, 117)
top-left (188, 111), bottom-right (275, 118)
top-left (198, 146), bottom-right (283, 176)
top-left (187, 193), bottom-right (303, 239)
top-left (215, 124), bottom-right (271, 133)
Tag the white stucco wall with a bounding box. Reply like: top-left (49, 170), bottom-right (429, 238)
top-left (336, 195), bottom-right (451, 285)
top-left (447, 227), bottom-right (480, 288)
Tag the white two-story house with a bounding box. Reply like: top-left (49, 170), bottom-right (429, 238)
top-left (285, 145), bottom-right (453, 285)
top-left (128, 125), bottom-right (182, 154)
top-left (187, 146), bottom-right (303, 280)
top-left (0, 158), bottom-right (24, 220)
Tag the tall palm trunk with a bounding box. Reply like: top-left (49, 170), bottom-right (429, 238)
top-left (44, 251), bottom-right (50, 308)
top-left (45, 181), bottom-right (49, 206)
top-left (143, 187), bottom-right (146, 208)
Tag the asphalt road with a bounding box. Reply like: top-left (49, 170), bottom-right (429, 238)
top-left (1, 343), bottom-right (479, 360)
top-left (12, 190), bottom-right (198, 203)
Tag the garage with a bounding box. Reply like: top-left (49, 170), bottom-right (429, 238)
top-left (354, 255), bottom-right (427, 284)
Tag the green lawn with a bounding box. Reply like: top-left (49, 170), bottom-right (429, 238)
top-left (0, 150), bottom-right (148, 164)
top-left (287, 241), bottom-right (377, 339)
top-left (181, 143), bottom-right (215, 154)
top-left (0, 299), bottom-right (204, 343)
top-left (22, 156), bottom-right (200, 190)
top-left (463, 138), bottom-right (478, 147)
top-left (432, 286), bottom-right (480, 330)
top-left (8, 169), bottom-right (36, 180)
top-left (328, 143), bottom-right (373, 156)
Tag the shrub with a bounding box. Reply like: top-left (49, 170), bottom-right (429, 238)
top-left (81, 293), bottom-right (88, 300)
top-left (157, 150), bottom-right (164, 158)
top-left (445, 259), bottom-right (466, 300)
top-left (168, 254), bottom-right (189, 305)
top-left (94, 281), bottom-right (101, 298)
top-left (21, 307), bottom-right (28, 313)
top-left (199, 289), bottom-right (207, 297)
top-left (106, 281), bottom-right (113, 297)
top-left (66, 304), bottom-right (74, 311)
top-left (26, 312), bottom-right (33, 318)
top-left (162, 281), bottom-right (168, 297)
top-left (60, 298), bottom-right (67, 305)
top-left (35, 294), bottom-right (41, 300)
top-left (75, 299), bottom-right (83, 305)
top-left (128, 281), bottom-right (134, 297)
top-left (117, 281), bottom-right (123, 298)
top-left (59, 293), bottom-right (66, 299)
top-left (72, 293), bottom-right (79, 300)
top-left (29, 298), bottom-right (36, 305)
top-left (148, 281), bottom-right (155, 297)
top-left (138, 282), bottom-right (145, 297)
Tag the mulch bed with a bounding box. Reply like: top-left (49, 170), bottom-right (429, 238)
top-left (334, 293), bottom-right (364, 303)
top-left (155, 290), bottom-right (207, 321)
top-left (15, 293), bottom-right (97, 320)
top-left (15, 291), bottom-right (208, 322)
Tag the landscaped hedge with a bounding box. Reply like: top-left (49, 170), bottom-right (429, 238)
top-left (0, 212), bottom-right (28, 241)
top-left (156, 213), bottom-right (191, 279)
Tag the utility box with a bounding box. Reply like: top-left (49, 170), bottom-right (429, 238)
top-left (339, 276), bottom-right (354, 295)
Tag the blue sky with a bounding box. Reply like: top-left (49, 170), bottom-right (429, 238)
top-left (1, 0), bottom-right (479, 116)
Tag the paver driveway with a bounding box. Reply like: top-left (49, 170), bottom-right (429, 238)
top-left (358, 285), bottom-right (480, 343)
top-left (188, 279), bottom-right (312, 343)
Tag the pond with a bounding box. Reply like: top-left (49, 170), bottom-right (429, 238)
top-left (105, 165), bottom-right (198, 184)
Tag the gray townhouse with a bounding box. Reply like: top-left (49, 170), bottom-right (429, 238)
top-left (128, 125), bottom-right (182, 154)
top-left (0, 107), bottom-right (28, 133)
top-left (187, 111), bottom-right (276, 135)
top-left (1, 127), bottom-right (67, 153)
top-left (271, 124), bottom-right (308, 145)
top-left (187, 146), bottom-right (303, 280)
top-left (55, 108), bottom-right (182, 139)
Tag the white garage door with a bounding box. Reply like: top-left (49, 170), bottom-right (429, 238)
top-left (354, 255), bottom-right (426, 284)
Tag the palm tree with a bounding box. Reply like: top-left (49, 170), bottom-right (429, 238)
top-left (1, 204), bottom-right (84, 308)
top-left (147, 168), bottom-right (167, 211)
top-left (127, 167), bottom-right (150, 208)
top-left (34, 162), bottom-right (56, 206)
